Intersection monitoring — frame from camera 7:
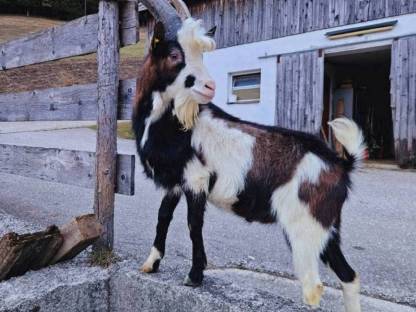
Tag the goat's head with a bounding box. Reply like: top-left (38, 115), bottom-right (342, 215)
top-left (138, 0), bottom-right (216, 129)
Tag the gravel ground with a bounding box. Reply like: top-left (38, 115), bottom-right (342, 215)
top-left (0, 128), bottom-right (415, 309)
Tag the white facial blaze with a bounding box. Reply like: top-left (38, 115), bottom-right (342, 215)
top-left (165, 18), bottom-right (216, 130)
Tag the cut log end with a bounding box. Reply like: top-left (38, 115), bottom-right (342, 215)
top-left (0, 214), bottom-right (102, 282)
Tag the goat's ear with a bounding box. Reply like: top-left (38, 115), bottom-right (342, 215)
top-left (151, 21), bottom-right (165, 51)
top-left (205, 26), bottom-right (217, 38)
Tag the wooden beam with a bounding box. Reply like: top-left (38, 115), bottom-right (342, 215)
top-left (0, 144), bottom-right (135, 196)
top-left (120, 0), bottom-right (140, 46)
top-left (0, 79), bottom-right (135, 122)
top-left (0, 1), bottom-right (139, 71)
top-left (94, 0), bottom-right (120, 251)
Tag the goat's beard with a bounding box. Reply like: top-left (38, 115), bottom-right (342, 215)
top-left (173, 93), bottom-right (199, 131)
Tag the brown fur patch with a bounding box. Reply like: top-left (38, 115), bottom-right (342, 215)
top-left (298, 165), bottom-right (346, 228)
top-left (228, 121), bottom-right (304, 186)
top-left (133, 46), bottom-right (185, 117)
top-left (134, 56), bottom-right (157, 117)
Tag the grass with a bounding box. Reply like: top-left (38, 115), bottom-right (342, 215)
top-left (89, 249), bottom-right (121, 268)
top-left (0, 15), bottom-right (62, 43)
top-left (89, 121), bottom-right (135, 140)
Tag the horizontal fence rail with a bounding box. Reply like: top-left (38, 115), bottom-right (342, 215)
top-left (0, 144), bottom-right (135, 195)
top-left (0, 79), bottom-right (135, 121)
top-left (0, 0), bottom-right (138, 71)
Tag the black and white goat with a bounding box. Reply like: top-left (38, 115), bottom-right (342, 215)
top-left (134, 2), bottom-right (365, 311)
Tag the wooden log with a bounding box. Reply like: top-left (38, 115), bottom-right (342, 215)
top-left (120, 0), bottom-right (139, 46)
top-left (94, 0), bottom-right (120, 251)
top-left (0, 79), bottom-right (135, 122)
top-left (0, 144), bottom-right (135, 196)
top-left (50, 214), bottom-right (102, 264)
top-left (0, 1), bottom-right (138, 70)
top-left (0, 226), bottom-right (63, 281)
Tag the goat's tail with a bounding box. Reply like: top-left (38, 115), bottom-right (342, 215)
top-left (328, 118), bottom-right (367, 171)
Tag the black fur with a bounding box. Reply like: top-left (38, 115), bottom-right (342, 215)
top-left (320, 222), bottom-right (356, 283)
top-left (184, 191), bottom-right (207, 285)
top-left (153, 191), bottom-right (182, 259)
top-left (185, 75), bottom-right (196, 88)
top-left (232, 175), bottom-right (276, 223)
top-left (133, 99), bottom-right (194, 190)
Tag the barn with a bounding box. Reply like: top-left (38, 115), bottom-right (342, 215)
top-left (141, 0), bottom-right (416, 167)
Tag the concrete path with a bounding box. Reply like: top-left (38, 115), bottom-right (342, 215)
top-left (0, 127), bottom-right (415, 311)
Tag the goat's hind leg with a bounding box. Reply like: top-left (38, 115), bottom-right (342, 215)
top-left (141, 188), bottom-right (181, 273)
top-left (321, 235), bottom-right (361, 312)
top-left (285, 222), bottom-right (329, 308)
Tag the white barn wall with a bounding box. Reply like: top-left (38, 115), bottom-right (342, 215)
top-left (204, 13), bottom-right (416, 125)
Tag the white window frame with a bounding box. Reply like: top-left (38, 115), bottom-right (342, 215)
top-left (228, 70), bottom-right (261, 104)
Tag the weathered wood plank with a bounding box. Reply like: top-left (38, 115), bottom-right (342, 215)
top-left (0, 1), bottom-right (138, 70)
top-left (0, 14), bottom-right (98, 71)
top-left (141, 0), bottom-right (414, 49)
top-left (275, 50), bottom-right (323, 133)
top-left (94, 0), bottom-right (120, 250)
top-left (391, 35), bottom-right (416, 166)
top-left (313, 50), bottom-right (324, 134)
top-left (0, 79), bottom-right (135, 122)
top-left (0, 144), bottom-right (135, 195)
top-left (408, 36), bottom-right (416, 157)
top-left (120, 0), bottom-right (139, 46)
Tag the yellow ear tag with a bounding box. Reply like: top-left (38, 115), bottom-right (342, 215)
top-left (154, 38), bottom-right (160, 44)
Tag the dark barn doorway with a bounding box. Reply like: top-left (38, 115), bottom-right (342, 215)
top-left (323, 46), bottom-right (394, 161)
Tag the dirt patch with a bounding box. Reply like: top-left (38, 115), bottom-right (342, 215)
top-left (0, 15), bottom-right (63, 43)
top-left (0, 57), bottom-right (143, 93)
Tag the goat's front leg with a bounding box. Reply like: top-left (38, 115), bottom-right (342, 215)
top-left (141, 188), bottom-right (181, 273)
top-left (183, 191), bottom-right (207, 287)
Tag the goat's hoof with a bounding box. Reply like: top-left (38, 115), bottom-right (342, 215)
top-left (303, 284), bottom-right (324, 308)
top-left (183, 275), bottom-right (202, 287)
top-left (140, 259), bottom-right (160, 273)
top-left (183, 268), bottom-right (203, 287)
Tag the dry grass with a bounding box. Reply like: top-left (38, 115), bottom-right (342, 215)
top-left (89, 121), bottom-right (134, 140)
top-left (0, 15), bottom-right (63, 43)
top-left (0, 15), bottom-right (146, 93)
top-left (89, 249), bottom-right (121, 268)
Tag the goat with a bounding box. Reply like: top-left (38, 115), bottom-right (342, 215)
top-left (134, 2), bottom-right (365, 311)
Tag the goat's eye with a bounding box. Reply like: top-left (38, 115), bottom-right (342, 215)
top-left (169, 52), bottom-right (180, 61)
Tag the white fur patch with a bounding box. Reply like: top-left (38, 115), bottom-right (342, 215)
top-left (163, 18), bottom-right (216, 130)
top-left (328, 118), bottom-right (367, 163)
top-left (342, 276), bottom-right (361, 312)
top-left (177, 18), bottom-right (216, 55)
top-left (189, 110), bottom-right (255, 208)
top-left (183, 157), bottom-right (211, 194)
top-left (141, 246), bottom-right (162, 273)
top-left (141, 91), bottom-right (169, 148)
top-left (271, 152), bottom-right (330, 304)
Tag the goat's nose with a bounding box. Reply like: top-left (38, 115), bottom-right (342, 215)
top-left (205, 80), bottom-right (216, 92)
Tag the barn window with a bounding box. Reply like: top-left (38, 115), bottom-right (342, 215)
top-left (229, 71), bottom-right (261, 104)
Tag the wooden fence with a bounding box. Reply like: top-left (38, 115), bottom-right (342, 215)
top-left (0, 0), bottom-right (140, 250)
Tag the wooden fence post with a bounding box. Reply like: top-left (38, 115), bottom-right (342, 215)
top-left (94, 0), bottom-right (120, 251)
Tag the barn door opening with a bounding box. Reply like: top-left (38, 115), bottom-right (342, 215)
top-left (323, 46), bottom-right (394, 161)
